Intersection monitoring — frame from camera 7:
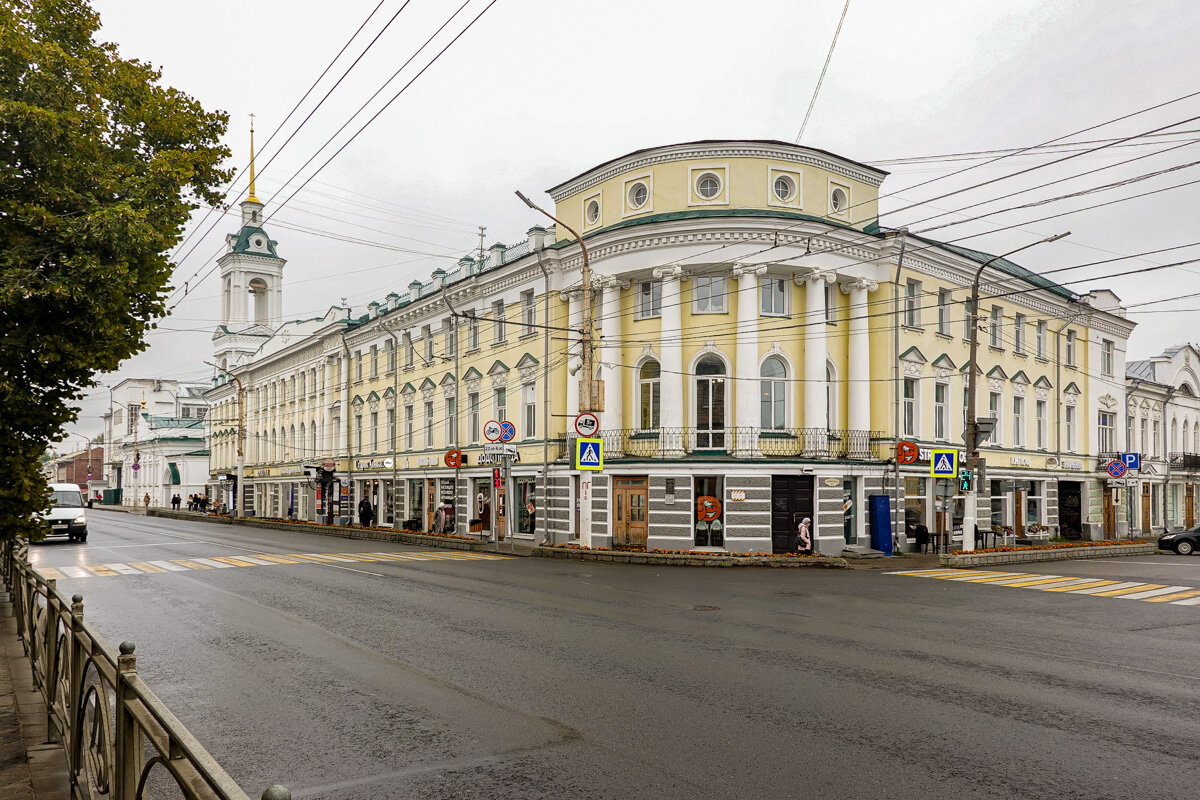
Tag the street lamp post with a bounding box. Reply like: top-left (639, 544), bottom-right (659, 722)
top-left (963, 232), bottom-right (1069, 552)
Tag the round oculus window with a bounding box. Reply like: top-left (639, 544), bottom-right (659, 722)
top-left (628, 181), bottom-right (649, 209)
top-left (830, 187), bottom-right (848, 213)
top-left (253, 237), bottom-right (264, 247)
top-left (773, 175), bottom-right (796, 202)
top-left (585, 199), bottom-right (600, 224)
top-left (695, 172), bottom-right (722, 200)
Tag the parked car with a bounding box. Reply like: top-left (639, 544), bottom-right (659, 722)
top-left (38, 483), bottom-right (88, 543)
top-left (1157, 526), bottom-right (1200, 555)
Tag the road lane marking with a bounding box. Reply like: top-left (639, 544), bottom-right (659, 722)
top-left (246, 554), bottom-right (300, 564)
top-left (84, 565), bottom-right (117, 577)
top-left (232, 556), bottom-right (276, 565)
top-left (103, 563), bottom-right (144, 576)
top-left (889, 570), bottom-right (1200, 609)
top-left (1092, 583), bottom-right (1167, 597)
top-left (128, 562), bottom-right (166, 574)
top-left (38, 567), bottom-right (65, 580)
top-left (1144, 588), bottom-right (1200, 603)
top-left (991, 576), bottom-right (1067, 587)
top-left (189, 558), bottom-right (235, 569)
top-left (1042, 579), bottom-right (1119, 593)
top-left (1169, 596), bottom-right (1200, 605)
top-left (59, 566), bottom-right (90, 578)
top-left (209, 556), bottom-right (258, 567)
top-left (148, 561), bottom-right (188, 572)
top-left (1118, 585), bottom-right (1192, 600)
top-left (1068, 581), bottom-right (1144, 595)
top-left (171, 559), bottom-right (212, 570)
top-left (952, 573), bottom-right (1026, 582)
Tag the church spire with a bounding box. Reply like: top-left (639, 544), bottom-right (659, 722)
top-left (246, 113), bottom-right (259, 204)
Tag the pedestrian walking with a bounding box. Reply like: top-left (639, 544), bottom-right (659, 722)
top-left (171, 494), bottom-right (180, 510)
top-left (358, 496), bottom-right (374, 527)
top-left (796, 517), bottom-right (812, 554)
top-left (143, 492), bottom-right (150, 508)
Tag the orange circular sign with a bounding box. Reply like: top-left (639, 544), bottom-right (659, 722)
top-left (444, 449), bottom-right (463, 468)
top-left (696, 496), bottom-right (722, 522)
top-left (896, 441), bottom-right (919, 465)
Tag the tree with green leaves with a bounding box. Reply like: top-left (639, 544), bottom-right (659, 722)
top-left (0, 0), bottom-right (231, 540)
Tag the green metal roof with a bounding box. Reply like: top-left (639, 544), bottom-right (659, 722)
top-left (230, 225), bottom-right (281, 257)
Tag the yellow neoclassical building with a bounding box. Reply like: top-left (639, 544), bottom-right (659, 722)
top-left (207, 139), bottom-right (1136, 553)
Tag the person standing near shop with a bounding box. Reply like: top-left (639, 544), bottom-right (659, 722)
top-left (796, 517), bottom-right (812, 554)
top-left (358, 495), bottom-right (374, 528)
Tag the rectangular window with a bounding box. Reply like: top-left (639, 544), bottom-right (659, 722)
top-left (445, 397), bottom-right (457, 445)
top-left (492, 300), bottom-right (506, 343)
top-left (904, 279), bottom-right (920, 328)
top-left (354, 414), bottom-right (363, 451)
top-left (403, 333), bottom-right (413, 370)
top-left (989, 391), bottom-right (1002, 445)
top-left (468, 392), bottom-right (480, 443)
top-left (1153, 420), bottom-right (1161, 457)
top-left (404, 405), bottom-right (413, 450)
top-left (521, 290), bottom-right (536, 335)
top-left (934, 383), bottom-right (947, 440)
top-left (904, 476), bottom-right (927, 535)
top-left (523, 383), bottom-right (536, 437)
top-left (1098, 411), bottom-right (1115, 453)
top-left (1026, 480), bottom-right (1043, 527)
top-left (989, 306), bottom-right (1003, 348)
top-left (467, 311), bottom-right (479, 351)
top-left (1065, 405), bottom-right (1076, 451)
top-left (824, 282), bottom-right (836, 324)
top-left (693, 475), bottom-right (724, 548)
top-left (1036, 400), bottom-right (1047, 449)
top-left (1102, 339), bottom-right (1114, 376)
top-left (356, 353), bottom-right (363, 382)
top-left (1141, 418), bottom-right (1148, 455)
top-left (760, 277), bottom-right (787, 316)
top-left (369, 345), bottom-right (378, 378)
top-left (387, 408), bottom-right (396, 448)
top-left (422, 324), bottom-right (433, 362)
top-left (902, 378), bottom-right (917, 437)
top-left (1066, 329), bottom-right (1077, 366)
top-left (1012, 396), bottom-right (1025, 447)
top-left (424, 401), bottom-right (434, 448)
top-left (1036, 320), bottom-right (1047, 359)
top-left (638, 280), bottom-right (662, 319)
top-left (443, 318), bottom-right (456, 357)
top-left (494, 387), bottom-right (506, 424)
top-left (370, 411), bottom-right (378, 452)
top-left (964, 298), bottom-right (975, 341)
top-left (693, 276), bottom-right (727, 313)
top-left (1014, 313), bottom-right (1026, 354)
top-left (937, 289), bottom-right (951, 335)
top-left (387, 339), bottom-right (397, 372)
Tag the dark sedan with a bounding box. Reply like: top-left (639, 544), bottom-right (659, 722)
top-left (1158, 526), bottom-right (1200, 555)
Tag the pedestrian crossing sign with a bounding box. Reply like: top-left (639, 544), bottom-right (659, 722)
top-left (930, 449), bottom-right (958, 478)
top-left (574, 438), bottom-right (604, 471)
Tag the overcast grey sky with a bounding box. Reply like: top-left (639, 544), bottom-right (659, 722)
top-left (62, 0), bottom-right (1200, 441)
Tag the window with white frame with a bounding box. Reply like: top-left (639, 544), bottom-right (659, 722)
top-left (443, 318), bottom-right (456, 357)
top-left (387, 339), bottom-right (396, 372)
top-left (1065, 405), bottom-right (1076, 451)
top-left (989, 306), bottom-right (1003, 348)
top-left (403, 333), bottom-right (413, 370)
top-left (825, 283), bottom-right (836, 324)
top-left (1141, 417), bottom-right (1148, 455)
top-left (521, 290), bottom-right (536, 335)
top-left (445, 397), bottom-right (456, 444)
top-left (989, 391), bottom-right (1002, 445)
top-left (354, 412), bottom-right (362, 451)
top-left (1012, 396), bottom-right (1025, 447)
top-left (904, 279), bottom-right (920, 327)
top-left (356, 353), bottom-right (364, 381)
top-left (494, 387), bottom-right (506, 422)
top-left (370, 411), bottom-right (378, 452)
top-left (424, 401), bottom-right (434, 448)
top-left (826, 361), bottom-right (837, 429)
top-left (466, 311), bottom-right (479, 351)
top-left (1098, 411), bottom-right (1115, 452)
top-left (693, 276), bottom-right (727, 313)
top-left (761, 277), bottom-right (787, 316)
top-left (1065, 329), bottom-right (1077, 366)
top-left (1014, 313), bottom-right (1026, 353)
top-left (637, 280), bottom-right (662, 319)
top-left (468, 392), bottom-right (479, 443)
top-left (964, 298), bottom-right (975, 341)
top-left (1036, 400), bottom-right (1047, 449)
top-left (404, 404), bottom-right (413, 450)
top-left (760, 357), bottom-right (786, 429)
top-left (1036, 320), bottom-right (1047, 358)
top-left (937, 289), bottom-right (951, 335)
top-left (523, 383), bottom-right (536, 437)
top-left (492, 300), bottom-right (506, 344)
top-left (1102, 339), bottom-right (1114, 376)
top-left (422, 325), bottom-right (433, 362)
top-left (387, 407), bottom-right (396, 447)
top-left (902, 378), bottom-right (917, 437)
top-left (1153, 419), bottom-right (1161, 457)
top-left (639, 360), bottom-right (661, 429)
top-left (934, 382), bottom-right (948, 440)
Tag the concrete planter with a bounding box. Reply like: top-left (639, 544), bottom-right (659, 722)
top-left (532, 546), bottom-right (848, 568)
top-left (939, 542), bottom-right (1154, 567)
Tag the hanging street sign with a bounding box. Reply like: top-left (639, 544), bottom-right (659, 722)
top-left (930, 449), bottom-right (958, 478)
top-left (499, 420), bottom-right (517, 442)
top-left (896, 441), bottom-right (919, 464)
top-left (1122, 452), bottom-right (1141, 471)
top-left (574, 437), bottom-right (604, 471)
top-left (1107, 460), bottom-right (1127, 478)
top-left (575, 412), bottom-right (600, 438)
top-left (483, 420), bottom-right (503, 442)
top-left (444, 449), bottom-right (463, 468)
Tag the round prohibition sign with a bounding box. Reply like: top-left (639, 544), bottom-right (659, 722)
top-left (483, 420), bottom-right (503, 442)
top-left (1106, 460), bottom-right (1127, 478)
top-left (499, 420), bottom-right (517, 442)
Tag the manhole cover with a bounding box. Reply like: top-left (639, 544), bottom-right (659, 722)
top-left (692, 605), bottom-right (720, 612)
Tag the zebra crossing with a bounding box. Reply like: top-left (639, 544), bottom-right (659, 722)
top-left (33, 550), bottom-right (511, 580)
top-left (887, 568), bottom-right (1200, 605)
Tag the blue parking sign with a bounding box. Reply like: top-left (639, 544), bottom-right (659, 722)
top-left (1122, 452), bottom-right (1140, 471)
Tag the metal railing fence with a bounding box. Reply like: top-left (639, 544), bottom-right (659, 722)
top-left (555, 427), bottom-right (886, 461)
top-left (1, 538), bottom-right (289, 800)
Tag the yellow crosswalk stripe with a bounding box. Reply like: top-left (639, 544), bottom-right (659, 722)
top-left (129, 562), bottom-right (166, 574)
top-left (993, 576), bottom-right (1071, 587)
top-left (38, 567), bottom-right (65, 580)
top-left (170, 559), bottom-right (211, 570)
top-left (83, 564), bottom-right (117, 577)
top-left (247, 553), bottom-right (300, 564)
top-left (1142, 588), bottom-right (1200, 603)
top-left (1042, 579), bottom-right (1118, 593)
top-left (209, 556), bottom-right (257, 567)
top-left (1092, 583), bottom-right (1166, 597)
top-left (960, 573), bottom-right (1034, 583)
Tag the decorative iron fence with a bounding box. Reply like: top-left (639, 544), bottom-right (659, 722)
top-left (556, 427), bottom-right (886, 461)
top-left (1, 538), bottom-right (289, 800)
top-left (1170, 453), bottom-right (1200, 471)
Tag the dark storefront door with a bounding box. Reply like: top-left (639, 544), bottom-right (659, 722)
top-left (771, 475), bottom-right (814, 554)
top-left (1058, 481), bottom-right (1082, 539)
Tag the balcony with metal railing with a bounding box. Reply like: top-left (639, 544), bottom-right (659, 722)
top-left (1169, 452), bottom-right (1200, 471)
top-left (556, 427), bottom-right (886, 461)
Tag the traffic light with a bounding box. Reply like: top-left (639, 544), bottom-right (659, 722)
top-left (493, 467), bottom-right (501, 489)
top-left (959, 469), bottom-right (972, 493)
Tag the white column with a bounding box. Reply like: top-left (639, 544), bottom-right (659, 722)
top-left (733, 264), bottom-right (765, 456)
top-left (600, 281), bottom-right (625, 457)
top-left (845, 279), bottom-right (878, 455)
top-left (799, 271), bottom-right (835, 448)
top-left (655, 266), bottom-right (685, 457)
top-left (564, 291), bottom-right (581, 422)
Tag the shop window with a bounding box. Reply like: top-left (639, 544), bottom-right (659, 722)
top-left (517, 478), bottom-right (537, 535)
top-left (904, 477), bottom-right (926, 535)
top-left (694, 475), bottom-right (724, 547)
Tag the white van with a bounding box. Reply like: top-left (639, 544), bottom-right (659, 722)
top-left (41, 483), bottom-right (88, 542)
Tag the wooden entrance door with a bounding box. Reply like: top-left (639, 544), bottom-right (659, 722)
top-left (771, 475), bottom-right (814, 554)
top-left (1102, 489), bottom-right (1116, 538)
top-left (1141, 483), bottom-right (1151, 533)
top-left (612, 477), bottom-right (648, 549)
top-left (1187, 484), bottom-right (1195, 528)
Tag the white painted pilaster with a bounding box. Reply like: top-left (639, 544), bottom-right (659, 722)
top-left (655, 265), bottom-right (685, 457)
top-left (733, 264), bottom-right (766, 455)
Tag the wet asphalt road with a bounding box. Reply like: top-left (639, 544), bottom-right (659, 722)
top-left (26, 512), bottom-right (1200, 799)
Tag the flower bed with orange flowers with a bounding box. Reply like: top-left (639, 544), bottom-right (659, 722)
top-left (940, 538), bottom-right (1154, 567)
top-left (534, 543), bottom-right (847, 568)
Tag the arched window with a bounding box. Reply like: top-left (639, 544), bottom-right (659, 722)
top-left (1172, 419), bottom-right (1179, 453)
top-left (759, 357), bottom-right (786, 429)
top-left (311, 422), bottom-right (318, 457)
top-left (695, 355), bottom-right (727, 449)
top-left (1184, 420), bottom-right (1190, 454)
top-left (248, 277), bottom-right (269, 325)
top-left (223, 277), bottom-right (231, 322)
top-left (638, 360), bottom-right (661, 430)
top-left (826, 360), bottom-right (837, 430)
top-left (299, 423), bottom-right (306, 458)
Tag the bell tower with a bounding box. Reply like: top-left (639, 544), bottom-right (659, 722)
top-left (213, 117), bottom-right (285, 371)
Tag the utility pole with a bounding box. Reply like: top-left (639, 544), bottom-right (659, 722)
top-left (440, 275), bottom-right (462, 536)
top-left (963, 232), bottom-right (1069, 552)
top-left (515, 191), bottom-right (596, 412)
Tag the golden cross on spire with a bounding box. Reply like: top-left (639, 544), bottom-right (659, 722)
top-left (247, 113), bottom-right (259, 203)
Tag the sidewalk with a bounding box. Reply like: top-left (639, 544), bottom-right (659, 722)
top-left (0, 585), bottom-right (70, 800)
